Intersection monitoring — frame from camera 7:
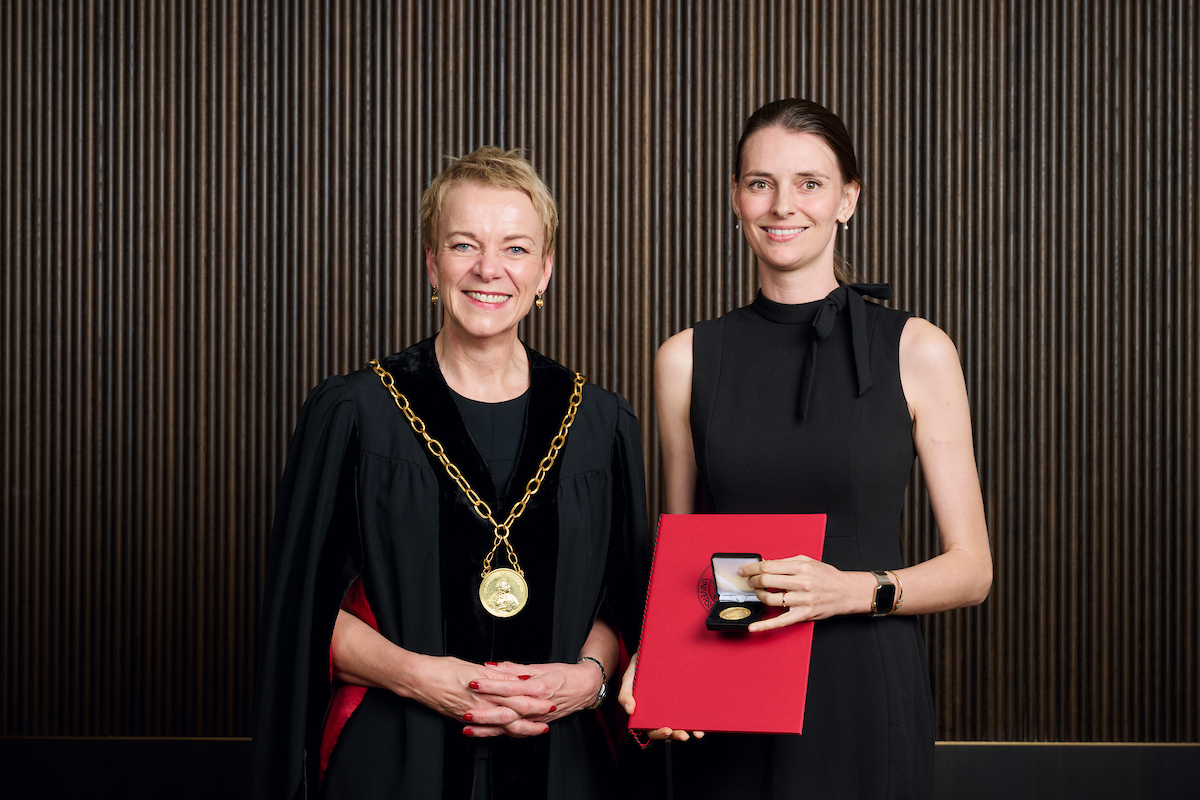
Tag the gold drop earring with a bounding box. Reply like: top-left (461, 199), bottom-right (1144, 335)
top-left (431, 285), bottom-right (439, 306)
top-left (535, 291), bottom-right (545, 309)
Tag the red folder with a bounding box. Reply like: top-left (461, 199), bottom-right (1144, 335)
top-left (628, 513), bottom-right (827, 735)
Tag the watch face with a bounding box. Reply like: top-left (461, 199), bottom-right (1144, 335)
top-left (874, 583), bottom-right (896, 614)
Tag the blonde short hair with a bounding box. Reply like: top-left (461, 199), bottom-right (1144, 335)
top-left (420, 146), bottom-right (559, 257)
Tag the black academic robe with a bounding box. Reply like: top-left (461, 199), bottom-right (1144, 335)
top-left (250, 339), bottom-right (651, 800)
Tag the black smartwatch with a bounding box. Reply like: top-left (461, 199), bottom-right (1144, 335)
top-left (870, 570), bottom-right (897, 617)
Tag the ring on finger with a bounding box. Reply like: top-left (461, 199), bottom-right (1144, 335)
top-left (782, 591), bottom-right (788, 607)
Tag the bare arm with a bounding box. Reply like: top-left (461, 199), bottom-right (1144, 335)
top-left (656, 329), bottom-right (698, 514)
top-left (889, 317), bottom-right (992, 613)
top-left (578, 614), bottom-right (620, 690)
top-left (741, 317), bottom-right (992, 629)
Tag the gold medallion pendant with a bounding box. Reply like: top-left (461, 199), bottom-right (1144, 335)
top-left (479, 568), bottom-right (529, 618)
top-left (370, 359), bottom-right (586, 619)
top-left (719, 606), bottom-right (752, 621)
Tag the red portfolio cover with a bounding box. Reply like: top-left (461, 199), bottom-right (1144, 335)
top-left (628, 513), bottom-right (827, 735)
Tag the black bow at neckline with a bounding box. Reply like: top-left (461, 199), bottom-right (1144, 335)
top-left (751, 283), bottom-right (893, 420)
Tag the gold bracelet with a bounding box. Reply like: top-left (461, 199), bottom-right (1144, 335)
top-left (888, 569), bottom-right (904, 612)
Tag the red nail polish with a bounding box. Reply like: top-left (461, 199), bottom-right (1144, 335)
top-left (518, 675), bottom-right (531, 680)
top-left (462, 727), bottom-right (473, 736)
top-left (549, 705), bottom-right (556, 712)
top-left (463, 712), bottom-right (472, 721)
top-left (469, 681), bottom-right (479, 690)
top-left (485, 661), bottom-right (498, 666)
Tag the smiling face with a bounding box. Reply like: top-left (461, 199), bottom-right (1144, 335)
top-left (426, 181), bottom-right (553, 346)
top-left (732, 126), bottom-right (860, 280)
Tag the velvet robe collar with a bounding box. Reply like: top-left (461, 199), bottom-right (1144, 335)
top-left (377, 336), bottom-right (579, 516)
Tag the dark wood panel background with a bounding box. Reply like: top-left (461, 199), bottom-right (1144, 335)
top-left (2, 0), bottom-right (1196, 742)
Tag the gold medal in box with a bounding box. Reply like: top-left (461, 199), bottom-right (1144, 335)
top-left (706, 553), bottom-right (766, 631)
top-left (371, 359), bottom-right (586, 618)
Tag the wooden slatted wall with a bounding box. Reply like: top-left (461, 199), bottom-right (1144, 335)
top-left (2, 0), bottom-right (1196, 741)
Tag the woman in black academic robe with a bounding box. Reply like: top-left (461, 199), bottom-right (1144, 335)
top-left (251, 147), bottom-right (651, 800)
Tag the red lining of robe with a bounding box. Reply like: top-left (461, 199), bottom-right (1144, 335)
top-left (319, 578), bottom-right (378, 781)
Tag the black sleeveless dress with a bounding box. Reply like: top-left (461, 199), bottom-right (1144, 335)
top-left (672, 286), bottom-right (935, 800)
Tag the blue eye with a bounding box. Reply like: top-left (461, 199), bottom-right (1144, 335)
top-left (451, 242), bottom-right (472, 252)
top-left (507, 246), bottom-right (529, 255)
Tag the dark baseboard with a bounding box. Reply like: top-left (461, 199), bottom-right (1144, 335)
top-left (933, 742), bottom-right (1200, 800)
top-left (3, 737), bottom-right (1198, 799)
top-left (3, 737), bottom-right (254, 800)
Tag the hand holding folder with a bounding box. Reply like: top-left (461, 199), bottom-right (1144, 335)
top-left (625, 514), bottom-right (827, 736)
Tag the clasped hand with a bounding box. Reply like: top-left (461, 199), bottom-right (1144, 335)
top-left (425, 657), bottom-right (600, 738)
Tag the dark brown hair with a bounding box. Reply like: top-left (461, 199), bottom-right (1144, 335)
top-left (734, 98), bottom-right (861, 187)
top-left (734, 99), bottom-right (861, 281)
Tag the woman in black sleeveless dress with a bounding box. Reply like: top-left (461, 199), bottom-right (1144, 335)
top-left (620, 100), bottom-right (992, 798)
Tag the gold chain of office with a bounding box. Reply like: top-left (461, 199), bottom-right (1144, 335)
top-left (368, 359), bottom-right (585, 581)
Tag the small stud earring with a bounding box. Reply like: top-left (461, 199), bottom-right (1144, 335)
top-left (431, 286), bottom-right (439, 306)
top-left (535, 292), bottom-right (545, 309)
top-left (735, 219), bottom-right (741, 230)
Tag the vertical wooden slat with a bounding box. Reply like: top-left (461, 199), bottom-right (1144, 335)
top-left (0, 0), bottom-right (1197, 743)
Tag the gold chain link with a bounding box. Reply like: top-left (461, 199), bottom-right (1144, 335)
top-left (369, 358), bottom-right (585, 579)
